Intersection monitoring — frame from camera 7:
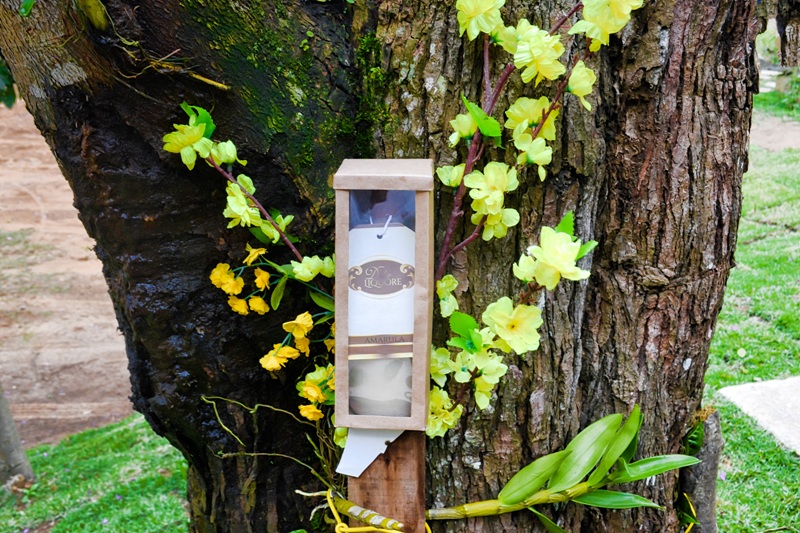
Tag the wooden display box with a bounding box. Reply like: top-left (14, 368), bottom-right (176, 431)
top-left (333, 159), bottom-right (433, 431)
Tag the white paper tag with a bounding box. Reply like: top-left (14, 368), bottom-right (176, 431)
top-left (335, 428), bottom-right (404, 477)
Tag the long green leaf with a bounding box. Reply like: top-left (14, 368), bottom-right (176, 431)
top-left (461, 95), bottom-right (502, 139)
top-left (587, 405), bottom-right (642, 487)
top-left (529, 508), bottom-right (567, 533)
top-left (271, 275), bottom-right (288, 310)
top-left (498, 450), bottom-right (570, 505)
top-left (19, 0), bottom-right (35, 16)
top-left (548, 414), bottom-right (623, 493)
top-left (609, 455), bottom-right (701, 485)
top-left (309, 290), bottom-right (335, 312)
top-left (573, 490), bottom-right (662, 510)
top-left (576, 240), bottom-right (598, 260)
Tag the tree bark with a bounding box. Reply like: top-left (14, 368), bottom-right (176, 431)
top-left (0, 0), bottom-right (758, 532)
top-left (0, 380), bottom-right (34, 485)
top-left (777, 0), bottom-right (800, 65)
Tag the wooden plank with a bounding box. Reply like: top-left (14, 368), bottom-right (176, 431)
top-left (348, 431), bottom-right (426, 533)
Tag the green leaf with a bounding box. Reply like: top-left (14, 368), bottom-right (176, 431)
top-left (19, 0), bottom-right (35, 16)
top-left (498, 450), bottom-right (570, 505)
top-left (547, 414), bottom-right (623, 493)
top-left (313, 313), bottom-right (334, 325)
top-left (462, 95), bottom-right (502, 139)
top-left (587, 405), bottom-right (642, 487)
top-left (181, 102), bottom-right (216, 138)
top-left (446, 337), bottom-right (470, 352)
top-left (450, 311), bottom-right (478, 339)
top-left (271, 275), bottom-right (288, 310)
top-left (573, 490), bottom-right (662, 510)
top-left (309, 290), bottom-right (335, 312)
top-left (683, 421), bottom-right (705, 456)
top-left (576, 240), bottom-right (598, 260)
top-left (554, 211), bottom-right (575, 237)
top-left (609, 455), bottom-right (701, 485)
top-left (469, 329), bottom-right (485, 351)
top-left (529, 508), bottom-right (567, 533)
top-left (249, 226), bottom-right (272, 244)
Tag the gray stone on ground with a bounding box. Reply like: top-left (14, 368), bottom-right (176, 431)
top-left (718, 376), bottom-right (800, 455)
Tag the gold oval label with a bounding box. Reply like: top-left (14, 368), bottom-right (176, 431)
top-left (349, 260), bottom-right (415, 295)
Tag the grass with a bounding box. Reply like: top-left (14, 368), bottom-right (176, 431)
top-left (704, 145), bottom-right (800, 532)
top-left (0, 414), bottom-right (188, 532)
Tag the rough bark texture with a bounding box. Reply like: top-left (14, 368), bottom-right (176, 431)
top-left (0, 0), bottom-right (757, 532)
top-left (777, 0), bottom-right (800, 65)
top-left (0, 380), bottom-right (34, 484)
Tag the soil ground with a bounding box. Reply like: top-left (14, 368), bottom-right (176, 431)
top-left (0, 103), bottom-right (798, 449)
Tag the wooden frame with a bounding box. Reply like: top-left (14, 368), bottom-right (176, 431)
top-left (333, 159), bottom-right (433, 431)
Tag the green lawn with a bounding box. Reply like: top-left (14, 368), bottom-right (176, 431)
top-left (0, 415), bottom-right (188, 532)
top-left (704, 146), bottom-right (800, 533)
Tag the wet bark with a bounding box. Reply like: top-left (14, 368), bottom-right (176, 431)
top-left (0, 0), bottom-right (757, 532)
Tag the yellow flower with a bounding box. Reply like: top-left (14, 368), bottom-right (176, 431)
top-left (248, 296), bottom-right (269, 315)
top-left (514, 131), bottom-right (552, 181)
top-left (299, 382), bottom-right (327, 403)
top-left (436, 164), bottom-right (466, 188)
top-left (324, 338), bottom-right (336, 353)
top-left (291, 255), bottom-right (325, 282)
top-left (430, 347), bottom-right (454, 387)
top-left (464, 162), bottom-right (518, 217)
top-left (223, 182), bottom-right (261, 228)
top-left (491, 24), bottom-right (518, 54)
top-left (482, 296), bottom-right (543, 354)
top-left (449, 113), bottom-right (478, 147)
top-left (283, 311), bottom-right (314, 338)
top-left (523, 226), bottom-right (591, 290)
top-left (320, 255), bottom-right (335, 278)
top-left (473, 208), bottom-right (519, 241)
top-left (299, 404), bottom-right (324, 421)
top-left (505, 96), bottom-right (559, 142)
top-left (210, 263), bottom-right (234, 289)
top-left (568, 61), bottom-right (597, 111)
top-left (243, 243), bottom-right (266, 266)
top-left (162, 123), bottom-right (214, 170)
top-left (220, 274), bottom-right (244, 296)
top-left (227, 296), bottom-right (249, 315)
top-left (513, 24), bottom-right (566, 85)
top-left (456, 0), bottom-right (505, 41)
top-left (294, 335), bottom-right (310, 356)
top-left (436, 275), bottom-right (460, 318)
top-left (426, 386), bottom-right (464, 438)
top-left (210, 140), bottom-right (247, 166)
top-left (254, 268), bottom-right (271, 291)
top-left (257, 212), bottom-right (294, 244)
top-left (569, 0), bottom-right (643, 52)
top-left (259, 343), bottom-right (301, 372)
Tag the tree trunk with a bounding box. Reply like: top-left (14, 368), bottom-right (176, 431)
top-left (0, 379), bottom-right (34, 485)
top-left (0, 1), bottom-right (758, 532)
top-left (777, 0), bottom-right (800, 65)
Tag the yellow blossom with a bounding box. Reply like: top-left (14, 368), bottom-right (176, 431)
top-left (324, 338), bottom-right (336, 353)
top-left (514, 131), bottom-right (552, 181)
top-left (243, 243), bottom-right (266, 266)
top-left (491, 24), bottom-right (518, 54)
top-left (258, 212), bottom-right (294, 244)
top-left (259, 343), bottom-right (300, 372)
top-left (162, 123), bottom-right (214, 170)
top-left (514, 24), bottom-right (566, 85)
top-left (430, 346), bottom-right (454, 387)
top-left (473, 208), bottom-right (519, 241)
top-left (456, 0), bottom-right (505, 41)
top-left (291, 255), bottom-right (325, 282)
top-left (334, 427), bottom-right (348, 448)
top-left (464, 162), bottom-right (518, 217)
top-left (210, 140), bottom-right (247, 166)
top-left (426, 386), bottom-right (464, 438)
top-left (449, 113), bottom-right (478, 147)
top-left (248, 296), bottom-right (269, 315)
top-left (294, 335), bottom-right (310, 356)
top-left (569, 0), bottom-right (643, 52)
top-left (299, 404), bottom-right (324, 421)
top-left (505, 97), bottom-right (559, 142)
top-left (436, 275), bottom-right (460, 318)
top-left (482, 296), bottom-right (543, 354)
top-left (254, 268), bottom-right (271, 291)
top-left (299, 382), bottom-right (327, 403)
top-left (209, 263), bottom-right (234, 289)
top-left (436, 164), bottom-right (466, 188)
top-left (227, 296), bottom-right (249, 315)
top-left (522, 226), bottom-right (591, 290)
top-left (283, 311), bottom-right (314, 338)
top-left (223, 182), bottom-right (261, 228)
top-left (568, 61), bottom-right (597, 111)
top-left (220, 274), bottom-right (244, 296)
top-left (320, 255), bottom-right (335, 278)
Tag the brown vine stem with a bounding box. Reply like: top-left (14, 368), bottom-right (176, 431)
top-left (207, 158), bottom-right (305, 263)
top-left (550, 2), bottom-right (584, 36)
